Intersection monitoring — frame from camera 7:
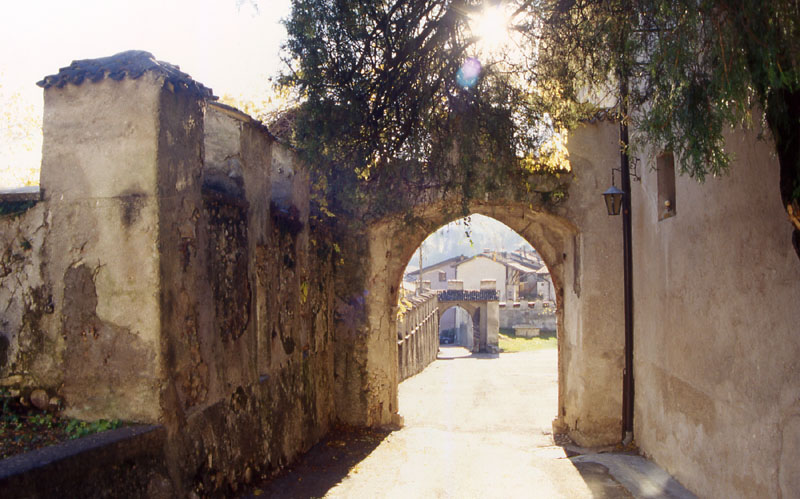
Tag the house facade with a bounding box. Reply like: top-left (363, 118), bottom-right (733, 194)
top-left (455, 254), bottom-right (508, 300)
top-left (405, 255), bottom-right (464, 292)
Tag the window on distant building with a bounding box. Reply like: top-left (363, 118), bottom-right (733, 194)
top-left (439, 271), bottom-right (447, 282)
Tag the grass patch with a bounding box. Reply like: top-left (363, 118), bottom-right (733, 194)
top-left (498, 329), bottom-right (557, 353)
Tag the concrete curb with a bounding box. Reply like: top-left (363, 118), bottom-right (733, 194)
top-left (570, 453), bottom-right (697, 499)
top-left (0, 424), bottom-right (167, 497)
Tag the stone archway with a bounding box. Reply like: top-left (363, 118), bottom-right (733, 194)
top-left (334, 122), bottom-right (626, 447)
top-left (438, 304), bottom-right (475, 350)
top-left (437, 294), bottom-right (499, 353)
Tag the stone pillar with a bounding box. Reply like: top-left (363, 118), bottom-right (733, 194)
top-left (38, 51), bottom-right (211, 423)
top-left (559, 121), bottom-right (626, 446)
top-left (335, 221), bottom-right (399, 427)
top-left (485, 301), bottom-right (500, 353)
top-left (480, 279), bottom-right (497, 291)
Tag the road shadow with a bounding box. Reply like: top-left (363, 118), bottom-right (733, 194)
top-left (569, 460), bottom-right (635, 498)
top-left (551, 433), bottom-right (665, 498)
top-left (238, 425), bottom-right (391, 498)
top-left (437, 346), bottom-right (499, 360)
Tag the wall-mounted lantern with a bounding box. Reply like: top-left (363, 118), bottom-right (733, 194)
top-left (603, 185), bottom-right (624, 216)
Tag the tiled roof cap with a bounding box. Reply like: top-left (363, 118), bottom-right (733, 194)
top-left (37, 50), bottom-right (215, 99)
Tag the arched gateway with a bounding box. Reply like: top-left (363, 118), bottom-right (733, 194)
top-left (437, 289), bottom-right (500, 354)
top-left (334, 122), bottom-right (627, 447)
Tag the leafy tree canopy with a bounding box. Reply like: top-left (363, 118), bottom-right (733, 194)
top-left (279, 0), bottom-right (580, 217)
top-left (279, 0), bottom-right (800, 254)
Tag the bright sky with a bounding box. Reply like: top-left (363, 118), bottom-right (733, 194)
top-left (404, 214), bottom-right (534, 274)
top-left (0, 0), bottom-right (291, 187)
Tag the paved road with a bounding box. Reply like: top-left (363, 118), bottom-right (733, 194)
top-left (325, 347), bottom-right (631, 498)
top-left (247, 347), bottom-right (693, 498)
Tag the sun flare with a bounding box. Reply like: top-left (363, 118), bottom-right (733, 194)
top-left (469, 4), bottom-right (513, 55)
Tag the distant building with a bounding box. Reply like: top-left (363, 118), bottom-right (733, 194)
top-left (404, 255), bottom-right (466, 292)
top-left (535, 266), bottom-right (555, 302)
top-left (405, 248), bottom-right (555, 346)
top-left (455, 254), bottom-right (508, 300)
top-left (405, 248), bottom-right (550, 303)
top-left (476, 249), bottom-right (543, 302)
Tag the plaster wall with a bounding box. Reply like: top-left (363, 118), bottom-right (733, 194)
top-left (631, 124), bottom-right (800, 498)
top-left (456, 255), bottom-right (507, 300)
top-left (537, 276), bottom-right (555, 301)
top-left (420, 266), bottom-right (452, 291)
top-left (552, 121), bottom-right (627, 445)
top-left (40, 75), bottom-right (165, 422)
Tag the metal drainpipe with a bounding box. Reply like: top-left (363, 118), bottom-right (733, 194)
top-left (620, 74), bottom-right (635, 445)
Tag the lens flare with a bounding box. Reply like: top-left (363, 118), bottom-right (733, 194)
top-left (456, 58), bottom-right (482, 88)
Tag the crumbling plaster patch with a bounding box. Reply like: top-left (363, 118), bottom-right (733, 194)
top-left (0, 204), bottom-right (58, 386)
top-left (62, 264), bottom-right (158, 422)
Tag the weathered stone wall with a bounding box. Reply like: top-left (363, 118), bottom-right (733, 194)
top-left (151, 90), bottom-right (335, 495)
top-left (396, 291), bottom-right (438, 381)
top-left (41, 73), bottom-right (166, 422)
top-left (630, 123), bottom-right (800, 498)
top-left (0, 197), bottom-right (53, 390)
top-left (498, 301), bottom-right (557, 331)
top-left (0, 52), bottom-right (337, 496)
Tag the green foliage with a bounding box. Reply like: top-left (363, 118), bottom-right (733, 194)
top-left (281, 0), bottom-right (800, 191)
top-left (1, 389), bottom-right (20, 426)
top-left (0, 388), bottom-right (126, 459)
top-left (543, 0), bottom-right (800, 197)
top-left (280, 0), bottom-right (579, 219)
top-left (64, 418), bottom-right (123, 439)
top-left (540, 0), bottom-right (800, 256)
